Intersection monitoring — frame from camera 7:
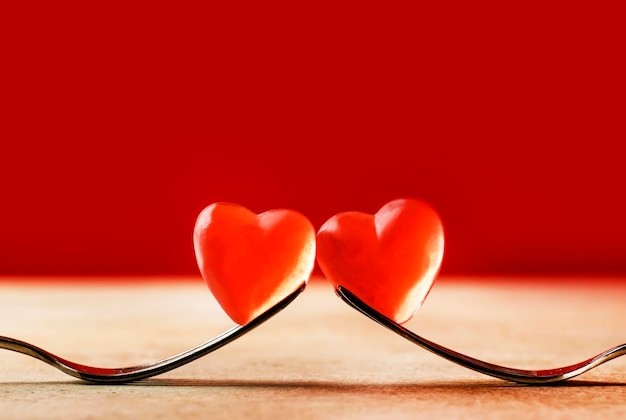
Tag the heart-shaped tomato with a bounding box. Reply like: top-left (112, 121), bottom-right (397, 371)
top-left (316, 198), bottom-right (444, 324)
top-left (193, 202), bottom-right (316, 325)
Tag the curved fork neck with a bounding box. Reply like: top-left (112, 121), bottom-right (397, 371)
top-left (0, 283), bottom-right (307, 384)
top-left (335, 285), bottom-right (626, 385)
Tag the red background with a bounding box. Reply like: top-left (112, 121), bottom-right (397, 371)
top-left (1, 3), bottom-right (624, 279)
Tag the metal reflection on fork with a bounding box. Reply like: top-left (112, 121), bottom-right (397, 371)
top-left (0, 283), bottom-right (306, 384)
top-left (336, 286), bottom-right (626, 385)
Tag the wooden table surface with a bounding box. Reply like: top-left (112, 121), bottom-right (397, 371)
top-left (1, 276), bottom-right (625, 419)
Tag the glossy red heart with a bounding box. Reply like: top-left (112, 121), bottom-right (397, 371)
top-left (193, 202), bottom-right (316, 325)
top-left (316, 198), bottom-right (444, 324)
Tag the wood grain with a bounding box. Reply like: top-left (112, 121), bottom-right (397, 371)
top-left (1, 276), bottom-right (625, 419)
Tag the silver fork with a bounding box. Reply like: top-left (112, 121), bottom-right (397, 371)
top-left (336, 286), bottom-right (626, 384)
top-left (0, 283), bottom-right (306, 384)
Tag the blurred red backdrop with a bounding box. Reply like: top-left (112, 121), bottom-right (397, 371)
top-left (1, 3), bottom-right (624, 278)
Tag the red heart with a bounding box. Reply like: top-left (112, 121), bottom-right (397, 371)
top-left (193, 202), bottom-right (316, 325)
top-left (316, 198), bottom-right (444, 324)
